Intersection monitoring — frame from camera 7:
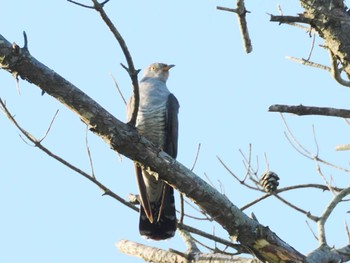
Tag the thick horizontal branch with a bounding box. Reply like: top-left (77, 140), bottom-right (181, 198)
top-left (116, 240), bottom-right (261, 263)
top-left (269, 104), bottom-right (350, 118)
top-left (270, 14), bottom-right (311, 24)
top-left (0, 34), bottom-right (305, 262)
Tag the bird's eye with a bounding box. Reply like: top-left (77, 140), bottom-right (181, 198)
top-left (150, 65), bottom-right (157, 71)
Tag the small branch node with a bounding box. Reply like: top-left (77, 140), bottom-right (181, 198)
top-left (22, 31), bottom-right (28, 50)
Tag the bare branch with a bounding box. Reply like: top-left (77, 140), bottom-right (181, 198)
top-left (116, 239), bottom-right (261, 263)
top-left (178, 228), bottom-right (200, 254)
top-left (269, 14), bottom-right (311, 24)
top-left (110, 73), bottom-right (127, 105)
top-left (306, 220), bottom-right (318, 241)
top-left (345, 221), bottom-right (350, 244)
top-left (39, 109), bottom-right (59, 142)
top-left (306, 33), bottom-right (316, 61)
top-left (216, 6), bottom-right (237, 13)
top-left (273, 193), bottom-right (319, 221)
top-left (217, 156), bottom-right (260, 191)
top-left (317, 186), bottom-right (350, 246)
top-left (269, 104), bottom-right (350, 118)
top-left (116, 240), bottom-right (188, 263)
top-left (90, 0), bottom-right (140, 126)
top-left (280, 114), bottom-right (350, 176)
top-left (286, 56), bottom-right (331, 71)
top-left (190, 143), bottom-right (201, 171)
top-left (0, 98), bottom-right (137, 212)
top-left (67, 0), bottom-right (94, 9)
top-left (241, 184), bottom-right (343, 211)
top-left (178, 223), bottom-right (245, 253)
top-left (217, 0), bottom-right (252, 53)
top-left (85, 125), bottom-right (96, 179)
top-left (335, 144), bottom-right (350, 151)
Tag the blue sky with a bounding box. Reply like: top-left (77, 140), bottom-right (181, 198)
top-left (1, 1), bottom-right (350, 262)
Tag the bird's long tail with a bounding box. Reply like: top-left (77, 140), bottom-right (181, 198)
top-left (139, 185), bottom-right (177, 240)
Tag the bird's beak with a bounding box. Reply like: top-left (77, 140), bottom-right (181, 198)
top-left (163, 64), bottom-right (175, 71)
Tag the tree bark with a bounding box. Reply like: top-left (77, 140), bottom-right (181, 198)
top-left (300, 0), bottom-right (350, 77)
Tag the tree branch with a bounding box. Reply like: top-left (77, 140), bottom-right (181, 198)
top-left (217, 0), bottom-right (252, 53)
top-left (0, 33), bottom-right (305, 262)
top-left (0, 99), bottom-right (137, 212)
top-left (300, 0), bottom-right (350, 79)
top-left (89, 0), bottom-right (140, 126)
top-left (269, 104), bottom-right (350, 118)
top-left (286, 56), bottom-right (331, 72)
top-left (269, 14), bottom-right (311, 24)
top-left (116, 240), bottom-right (262, 263)
top-left (317, 186), bottom-right (350, 246)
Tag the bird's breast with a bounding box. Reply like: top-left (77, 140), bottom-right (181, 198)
top-left (136, 104), bottom-right (167, 147)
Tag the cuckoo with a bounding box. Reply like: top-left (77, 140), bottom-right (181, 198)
top-left (126, 62), bottom-right (179, 240)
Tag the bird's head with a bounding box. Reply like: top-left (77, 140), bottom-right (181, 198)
top-left (143, 63), bottom-right (175, 82)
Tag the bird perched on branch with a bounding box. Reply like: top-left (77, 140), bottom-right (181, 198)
top-left (126, 62), bottom-right (179, 240)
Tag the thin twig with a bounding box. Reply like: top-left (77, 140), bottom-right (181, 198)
top-left (217, 156), bottom-right (260, 191)
top-left (286, 56), bottom-right (331, 72)
top-left (204, 172), bottom-right (216, 189)
top-left (314, 161), bottom-right (336, 195)
top-left (345, 221), bottom-right (350, 244)
top-left (273, 193), bottom-right (319, 221)
top-left (0, 98), bottom-right (137, 212)
top-left (281, 114), bottom-right (313, 157)
top-left (177, 223), bottom-right (243, 252)
top-left (281, 114), bottom-right (350, 175)
top-left (216, 6), bottom-right (237, 13)
top-left (306, 33), bottom-right (316, 61)
top-left (180, 143), bottom-right (202, 224)
top-left (311, 125), bottom-right (320, 157)
top-left (190, 143), bottom-right (201, 171)
top-left (240, 183), bottom-right (342, 211)
top-left (90, 0), bottom-right (140, 126)
top-left (183, 199), bottom-right (213, 221)
top-left (110, 73), bottom-right (127, 105)
top-left (305, 220), bottom-right (318, 241)
top-left (39, 109), bottom-right (59, 142)
top-left (85, 125), bottom-right (96, 179)
top-left (67, 0), bottom-right (94, 9)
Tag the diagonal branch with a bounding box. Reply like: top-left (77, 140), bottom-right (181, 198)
top-left (0, 33), bottom-right (305, 262)
top-left (89, 0), bottom-right (140, 127)
top-left (317, 186), bottom-right (350, 246)
top-left (0, 98), bottom-right (137, 212)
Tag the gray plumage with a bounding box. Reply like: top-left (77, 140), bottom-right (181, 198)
top-left (126, 62), bottom-right (179, 240)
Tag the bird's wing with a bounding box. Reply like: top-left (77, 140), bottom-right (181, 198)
top-left (135, 164), bottom-right (155, 223)
top-left (164, 93), bottom-right (180, 158)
